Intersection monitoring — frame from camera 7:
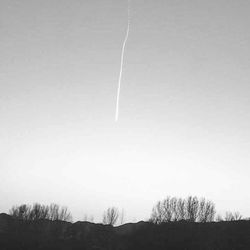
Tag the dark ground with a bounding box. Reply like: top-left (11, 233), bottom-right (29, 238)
top-left (0, 213), bottom-right (250, 250)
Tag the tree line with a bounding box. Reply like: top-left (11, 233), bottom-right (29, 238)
top-left (150, 196), bottom-right (216, 223)
top-left (9, 203), bottom-right (72, 222)
top-left (8, 196), bottom-right (244, 225)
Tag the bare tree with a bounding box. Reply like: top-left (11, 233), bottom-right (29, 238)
top-left (150, 201), bottom-right (165, 224)
top-left (205, 201), bottom-right (216, 222)
top-left (103, 207), bottom-right (119, 226)
top-left (170, 197), bottom-right (178, 221)
top-left (39, 204), bottom-right (50, 219)
top-left (48, 203), bottom-right (60, 220)
top-left (176, 198), bottom-right (186, 220)
top-left (29, 203), bottom-right (50, 220)
top-left (224, 211), bottom-right (242, 221)
top-left (233, 211), bottom-right (242, 220)
top-left (163, 197), bottom-right (173, 222)
top-left (150, 196), bottom-right (216, 224)
top-left (150, 197), bottom-right (179, 223)
top-left (9, 203), bottom-right (72, 222)
top-left (9, 204), bottom-right (31, 220)
top-left (186, 196), bottom-right (199, 222)
top-left (225, 211), bottom-right (234, 221)
top-left (58, 206), bottom-right (72, 222)
top-left (198, 198), bottom-right (216, 222)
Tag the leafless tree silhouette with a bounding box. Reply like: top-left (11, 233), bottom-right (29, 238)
top-left (103, 207), bottom-right (119, 226)
top-left (224, 211), bottom-right (242, 221)
top-left (198, 198), bottom-right (216, 222)
top-left (9, 204), bottom-right (31, 220)
top-left (186, 196), bottom-right (199, 222)
top-left (9, 203), bottom-right (72, 222)
top-left (150, 196), bottom-right (216, 224)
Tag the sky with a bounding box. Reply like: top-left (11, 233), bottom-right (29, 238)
top-left (1, 0), bottom-right (250, 222)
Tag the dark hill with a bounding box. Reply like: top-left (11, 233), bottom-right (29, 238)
top-left (1, 213), bottom-right (250, 249)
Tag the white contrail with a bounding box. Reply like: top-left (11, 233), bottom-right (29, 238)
top-left (115, 0), bottom-right (131, 122)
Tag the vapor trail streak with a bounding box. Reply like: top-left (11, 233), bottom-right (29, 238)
top-left (115, 0), bottom-right (130, 122)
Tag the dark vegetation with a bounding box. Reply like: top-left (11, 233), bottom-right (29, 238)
top-left (1, 196), bottom-right (250, 250)
top-left (9, 203), bottom-right (72, 222)
top-left (150, 196), bottom-right (216, 223)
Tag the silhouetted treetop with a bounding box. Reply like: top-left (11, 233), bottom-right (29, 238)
top-left (9, 203), bottom-right (72, 222)
top-left (150, 196), bottom-right (216, 224)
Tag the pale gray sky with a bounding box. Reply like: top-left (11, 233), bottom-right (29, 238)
top-left (1, 0), bottom-right (250, 222)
